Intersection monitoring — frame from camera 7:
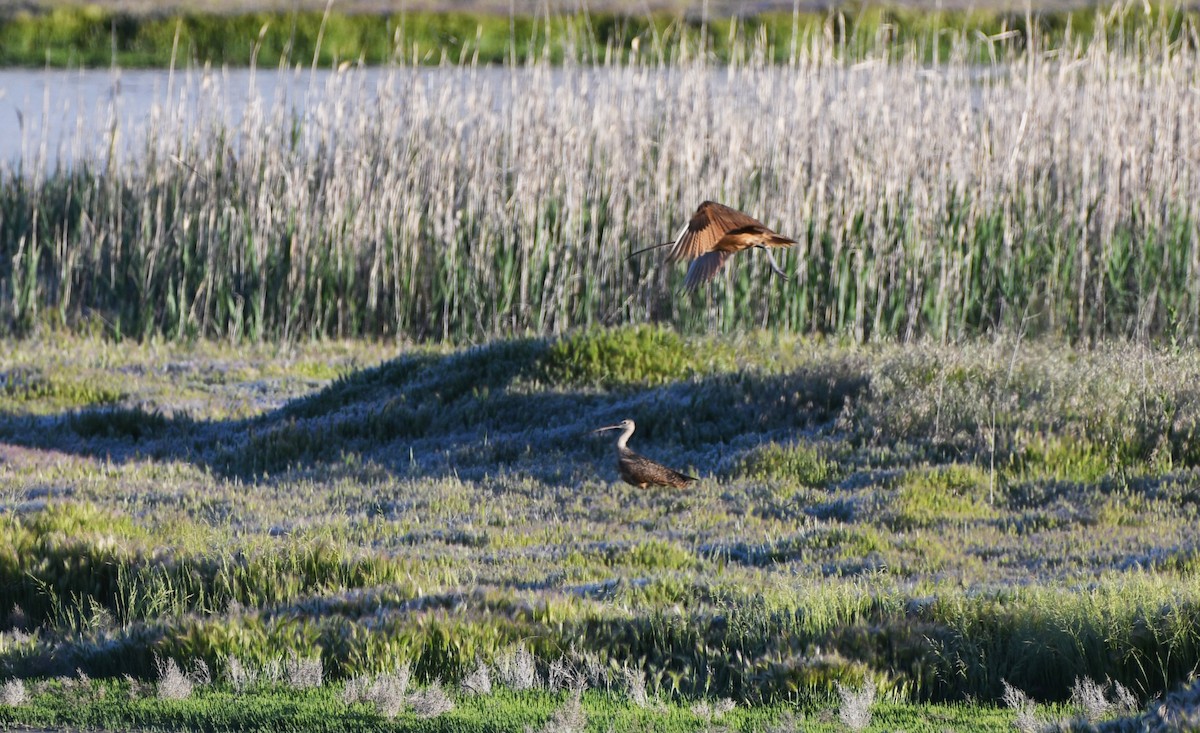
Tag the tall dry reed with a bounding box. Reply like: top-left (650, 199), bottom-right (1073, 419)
top-left (1, 7), bottom-right (1198, 342)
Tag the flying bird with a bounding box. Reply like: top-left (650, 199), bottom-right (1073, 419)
top-left (628, 201), bottom-right (797, 290)
top-left (592, 419), bottom-right (697, 489)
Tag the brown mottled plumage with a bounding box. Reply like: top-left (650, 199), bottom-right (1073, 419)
top-left (627, 201), bottom-right (797, 290)
top-left (593, 419), bottom-right (697, 489)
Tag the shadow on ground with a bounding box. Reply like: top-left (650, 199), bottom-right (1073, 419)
top-left (0, 337), bottom-right (869, 483)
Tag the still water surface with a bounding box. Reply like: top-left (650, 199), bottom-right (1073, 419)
top-left (0, 65), bottom-right (532, 167)
top-left (0, 62), bottom-right (991, 169)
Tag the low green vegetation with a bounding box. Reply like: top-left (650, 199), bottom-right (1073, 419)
top-left (0, 4), bottom-right (1195, 68)
top-left (892, 465), bottom-right (995, 527)
top-left (0, 677), bottom-right (1029, 732)
top-left (3, 4), bottom-right (1197, 728)
top-left (1, 330), bottom-right (1199, 731)
top-left (542, 325), bottom-right (733, 388)
top-left (0, 368), bottom-right (122, 410)
top-left (733, 442), bottom-right (837, 487)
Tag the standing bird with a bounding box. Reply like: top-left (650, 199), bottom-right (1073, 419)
top-left (593, 419), bottom-right (697, 489)
top-left (628, 201), bottom-right (798, 290)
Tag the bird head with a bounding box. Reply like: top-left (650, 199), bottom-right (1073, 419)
top-left (592, 419), bottom-right (635, 434)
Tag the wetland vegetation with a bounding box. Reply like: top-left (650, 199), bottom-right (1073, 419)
top-left (0, 4), bottom-right (1196, 68)
top-left (2, 330), bottom-right (1200, 730)
top-left (3, 2), bottom-right (1200, 730)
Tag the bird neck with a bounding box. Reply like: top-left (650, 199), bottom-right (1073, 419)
top-left (615, 424), bottom-right (635, 449)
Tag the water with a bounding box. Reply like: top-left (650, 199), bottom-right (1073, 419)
top-left (1, 68), bottom-right (178, 168)
top-left (0, 65), bottom-right (526, 169)
top-left (0, 62), bottom-right (997, 170)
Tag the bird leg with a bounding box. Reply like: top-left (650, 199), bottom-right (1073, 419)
top-left (760, 246), bottom-right (790, 280)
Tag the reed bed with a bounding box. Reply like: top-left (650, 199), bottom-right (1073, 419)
top-left (2, 8), bottom-right (1199, 342)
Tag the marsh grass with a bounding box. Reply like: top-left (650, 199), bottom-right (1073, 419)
top-left (2, 6), bottom-right (1194, 68)
top-left (3, 6), bottom-right (1200, 344)
top-left (2, 333), bottom-right (1200, 709)
top-left (0, 677), bottom-right (1026, 732)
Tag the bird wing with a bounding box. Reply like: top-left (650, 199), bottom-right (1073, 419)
top-left (682, 251), bottom-right (732, 290)
top-left (666, 201), bottom-right (766, 263)
top-left (620, 449), bottom-right (697, 488)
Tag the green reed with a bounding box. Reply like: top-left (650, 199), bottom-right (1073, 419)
top-left (1, 4), bottom-right (1198, 68)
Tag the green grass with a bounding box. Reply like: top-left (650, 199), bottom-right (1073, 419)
top-left (2, 331), bottom-right (1200, 729)
top-left (888, 465), bottom-right (995, 531)
top-left (733, 442), bottom-right (837, 486)
top-left (0, 680), bottom-right (1029, 732)
top-left (0, 4), bottom-right (1195, 68)
top-left (541, 325), bottom-right (733, 388)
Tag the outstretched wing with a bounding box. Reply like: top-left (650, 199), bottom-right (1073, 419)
top-left (682, 229), bottom-right (798, 289)
top-left (666, 201), bottom-right (766, 264)
top-left (682, 251), bottom-right (731, 290)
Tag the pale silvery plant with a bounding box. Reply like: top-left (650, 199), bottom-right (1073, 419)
top-left (407, 680), bottom-right (454, 718)
top-left (1, 679), bottom-right (27, 706)
top-left (836, 681), bottom-right (876, 732)
top-left (494, 646), bottom-right (539, 690)
top-left (154, 656), bottom-right (193, 701)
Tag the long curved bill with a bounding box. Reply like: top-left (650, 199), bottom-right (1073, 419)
top-left (592, 425), bottom-right (622, 433)
top-left (625, 240), bottom-right (675, 260)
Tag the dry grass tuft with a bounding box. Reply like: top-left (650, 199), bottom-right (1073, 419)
top-left (1072, 676), bottom-right (1140, 723)
top-left (621, 664), bottom-right (649, 708)
top-left (547, 658), bottom-right (588, 693)
top-left (343, 666), bottom-right (412, 719)
top-left (495, 647), bottom-right (540, 691)
top-left (407, 680), bottom-right (454, 718)
top-left (836, 681), bottom-right (875, 731)
top-left (692, 697), bottom-right (736, 722)
top-left (284, 654), bottom-right (323, 690)
top-left (461, 660), bottom-right (492, 696)
top-left (154, 656), bottom-right (194, 701)
top-left (534, 689), bottom-right (586, 733)
top-left (1002, 680), bottom-right (1047, 733)
top-left (226, 657), bottom-right (254, 693)
top-left (1, 679), bottom-right (26, 706)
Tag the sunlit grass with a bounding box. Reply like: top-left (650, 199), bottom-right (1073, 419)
top-left (2, 331), bottom-right (1200, 718)
top-left (1, 5), bottom-right (1195, 68)
top-left (0, 679), bottom-right (1029, 733)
